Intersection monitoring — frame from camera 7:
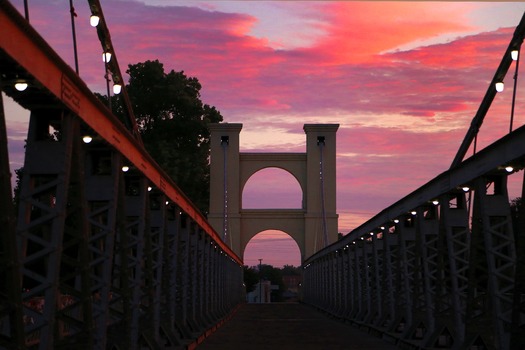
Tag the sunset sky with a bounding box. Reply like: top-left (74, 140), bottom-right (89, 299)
top-left (4, 0), bottom-right (525, 267)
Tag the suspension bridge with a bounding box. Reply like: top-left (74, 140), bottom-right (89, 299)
top-left (1, 0), bottom-right (524, 349)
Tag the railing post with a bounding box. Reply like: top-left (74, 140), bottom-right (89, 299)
top-left (381, 226), bottom-right (397, 332)
top-left (395, 216), bottom-right (416, 336)
top-left (432, 191), bottom-right (470, 347)
top-left (465, 175), bottom-right (516, 349)
top-left (0, 86), bottom-right (26, 350)
top-left (16, 111), bottom-right (94, 348)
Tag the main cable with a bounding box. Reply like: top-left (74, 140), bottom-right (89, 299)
top-left (222, 137), bottom-right (228, 243)
top-left (318, 137), bottom-right (328, 248)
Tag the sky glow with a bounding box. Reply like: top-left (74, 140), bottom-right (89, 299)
top-left (4, 0), bottom-right (525, 267)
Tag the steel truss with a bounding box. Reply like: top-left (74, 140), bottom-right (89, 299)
top-left (303, 11), bottom-right (525, 350)
top-left (1, 108), bottom-right (243, 350)
top-left (0, 1), bottom-right (243, 348)
top-left (304, 171), bottom-right (524, 349)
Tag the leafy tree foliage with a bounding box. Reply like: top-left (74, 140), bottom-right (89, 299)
top-left (510, 197), bottom-right (523, 241)
top-left (243, 265), bottom-right (259, 293)
top-left (115, 60), bottom-right (223, 213)
top-left (281, 264), bottom-right (301, 276)
top-left (12, 167), bottom-right (23, 214)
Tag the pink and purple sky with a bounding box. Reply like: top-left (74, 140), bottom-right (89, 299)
top-left (4, 1), bottom-right (525, 267)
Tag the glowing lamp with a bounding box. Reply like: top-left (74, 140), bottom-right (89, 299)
top-left (121, 165), bottom-right (129, 172)
top-left (82, 135), bottom-right (93, 143)
top-left (495, 81), bottom-right (504, 92)
top-left (462, 186), bottom-right (470, 192)
top-left (14, 82), bottom-right (28, 91)
top-left (505, 166), bottom-right (514, 173)
top-left (90, 15), bottom-right (100, 27)
top-left (102, 52), bottom-right (112, 63)
top-left (511, 50), bottom-right (519, 61)
top-left (113, 83), bottom-right (122, 94)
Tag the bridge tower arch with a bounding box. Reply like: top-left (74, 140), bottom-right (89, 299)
top-left (208, 123), bottom-right (339, 262)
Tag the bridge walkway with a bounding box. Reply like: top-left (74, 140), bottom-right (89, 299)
top-left (196, 303), bottom-right (398, 349)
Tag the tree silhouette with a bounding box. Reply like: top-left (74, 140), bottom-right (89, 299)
top-left (112, 60), bottom-right (224, 213)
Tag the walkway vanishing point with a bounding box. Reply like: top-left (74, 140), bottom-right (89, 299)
top-left (195, 303), bottom-right (398, 350)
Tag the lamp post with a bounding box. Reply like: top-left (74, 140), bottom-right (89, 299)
top-left (258, 258), bottom-right (263, 303)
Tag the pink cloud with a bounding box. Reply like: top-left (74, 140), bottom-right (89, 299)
top-left (302, 2), bottom-right (476, 64)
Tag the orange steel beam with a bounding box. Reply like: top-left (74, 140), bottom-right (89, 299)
top-left (0, 1), bottom-right (241, 265)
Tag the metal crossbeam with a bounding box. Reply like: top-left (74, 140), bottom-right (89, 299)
top-left (303, 12), bottom-right (525, 349)
top-left (0, 1), bottom-right (243, 349)
top-left (0, 1), bottom-right (238, 260)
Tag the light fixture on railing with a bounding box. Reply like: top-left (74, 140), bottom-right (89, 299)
top-left (495, 81), bottom-right (504, 92)
top-left (393, 219), bottom-right (400, 224)
top-left (432, 199), bottom-right (439, 205)
top-left (410, 210), bottom-right (417, 216)
top-left (82, 135), bottom-right (93, 143)
top-left (505, 166), bottom-right (514, 173)
top-left (14, 81), bottom-right (28, 91)
top-left (90, 14), bottom-right (100, 27)
top-left (102, 51), bottom-right (112, 63)
top-left (113, 83), bottom-right (122, 94)
top-left (462, 186), bottom-right (470, 192)
top-left (511, 49), bottom-right (519, 61)
top-left (147, 186), bottom-right (152, 192)
top-left (121, 165), bottom-right (129, 172)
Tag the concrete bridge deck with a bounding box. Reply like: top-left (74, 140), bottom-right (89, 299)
top-left (196, 303), bottom-right (398, 349)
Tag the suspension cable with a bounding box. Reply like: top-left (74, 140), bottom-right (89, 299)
top-left (68, 0), bottom-right (79, 74)
top-left (23, 0), bottom-right (29, 21)
top-left (318, 137), bottom-right (328, 248)
top-left (221, 136), bottom-right (229, 243)
top-left (510, 45), bottom-right (521, 133)
top-left (87, 0), bottom-right (143, 145)
top-left (451, 12), bottom-right (525, 168)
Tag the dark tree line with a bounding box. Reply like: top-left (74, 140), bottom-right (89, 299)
top-left (243, 264), bottom-right (301, 302)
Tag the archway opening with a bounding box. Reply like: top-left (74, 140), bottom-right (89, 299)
top-left (242, 167), bottom-right (302, 209)
top-left (243, 230), bottom-right (302, 303)
top-left (243, 230), bottom-right (301, 268)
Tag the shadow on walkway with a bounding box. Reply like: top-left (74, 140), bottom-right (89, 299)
top-left (197, 303), bottom-right (398, 349)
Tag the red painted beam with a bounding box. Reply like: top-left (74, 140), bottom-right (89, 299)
top-left (0, 1), bottom-right (241, 265)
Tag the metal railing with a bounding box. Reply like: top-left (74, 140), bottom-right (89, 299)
top-left (0, 1), bottom-right (243, 349)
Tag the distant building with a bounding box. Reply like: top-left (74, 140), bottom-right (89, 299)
top-left (282, 274), bottom-right (302, 301)
top-left (282, 275), bottom-right (301, 293)
top-left (247, 281), bottom-right (275, 303)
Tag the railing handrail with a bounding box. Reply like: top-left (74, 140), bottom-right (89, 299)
top-left (0, 0), bottom-right (241, 265)
top-left (305, 121), bottom-right (525, 264)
